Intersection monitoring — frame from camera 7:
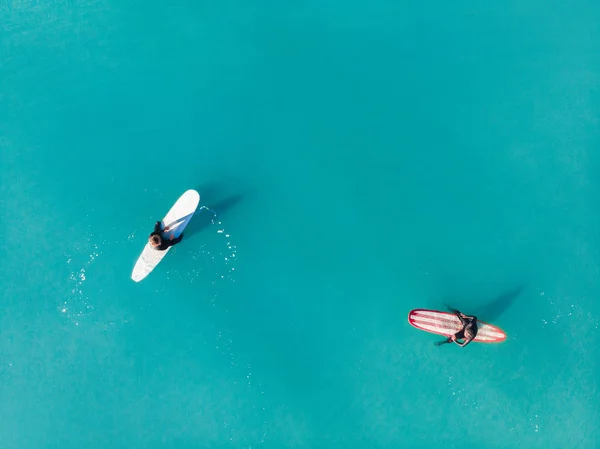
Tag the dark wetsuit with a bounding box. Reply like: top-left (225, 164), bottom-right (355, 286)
top-left (452, 313), bottom-right (478, 347)
top-left (150, 221), bottom-right (183, 251)
top-left (435, 310), bottom-right (478, 347)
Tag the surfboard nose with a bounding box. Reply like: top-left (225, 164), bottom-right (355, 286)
top-left (184, 189), bottom-right (200, 203)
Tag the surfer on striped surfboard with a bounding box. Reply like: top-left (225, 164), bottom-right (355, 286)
top-left (435, 309), bottom-right (478, 348)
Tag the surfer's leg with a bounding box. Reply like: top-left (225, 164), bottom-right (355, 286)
top-left (446, 307), bottom-right (470, 325)
top-left (166, 234), bottom-right (184, 247)
top-left (446, 305), bottom-right (461, 315)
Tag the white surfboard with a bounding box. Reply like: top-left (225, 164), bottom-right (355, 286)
top-left (131, 189), bottom-right (200, 282)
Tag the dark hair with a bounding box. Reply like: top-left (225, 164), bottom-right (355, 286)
top-left (150, 235), bottom-right (161, 246)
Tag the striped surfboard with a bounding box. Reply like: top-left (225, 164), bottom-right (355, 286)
top-left (408, 309), bottom-right (507, 343)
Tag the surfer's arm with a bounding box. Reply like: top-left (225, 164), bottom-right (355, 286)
top-left (455, 336), bottom-right (474, 347)
top-left (154, 221), bottom-right (162, 233)
top-left (161, 234), bottom-right (183, 248)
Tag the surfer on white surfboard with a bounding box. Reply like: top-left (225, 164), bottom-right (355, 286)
top-left (435, 309), bottom-right (478, 347)
top-left (149, 221), bottom-right (183, 251)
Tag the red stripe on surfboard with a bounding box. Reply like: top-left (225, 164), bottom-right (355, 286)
top-left (407, 309), bottom-right (507, 343)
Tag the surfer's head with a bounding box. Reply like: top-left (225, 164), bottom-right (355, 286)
top-left (150, 235), bottom-right (162, 247)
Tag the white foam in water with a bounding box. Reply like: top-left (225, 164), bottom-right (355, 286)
top-left (61, 232), bottom-right (101, 326)
top-left (176, 207), bottom-right (238, 290)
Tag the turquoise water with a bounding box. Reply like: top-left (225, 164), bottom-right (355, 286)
top-left (1, 0), bottom-right (599, 447)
